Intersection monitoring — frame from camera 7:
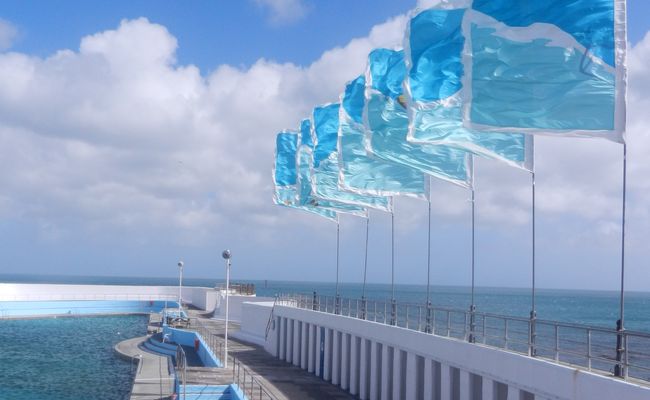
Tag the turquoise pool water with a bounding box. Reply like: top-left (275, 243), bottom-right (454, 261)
top-left (0, 315), bottom-right (148, 400)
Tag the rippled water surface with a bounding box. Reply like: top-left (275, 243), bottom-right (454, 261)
top-left (0, 315), bottom-right (147, 400)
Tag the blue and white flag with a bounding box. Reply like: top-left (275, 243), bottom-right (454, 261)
top-left (296, 139), bottom-right (368, 218)
top-left (404, 6), bottom-right (534, 172)
top-left (273, 131), bottom-right (338, 221)
top-left (364, 48), bottom-right (472, 188)
top-left (338, 75), bottom-right (429, 199)
top-left (463, 0), bottom-right (626, 143)
top-left (311, 103), bottom-right (394, 212)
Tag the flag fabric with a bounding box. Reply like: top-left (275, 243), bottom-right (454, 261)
top-left (338, 75), bottom-right (429, 199)
top-left (273, 131), bottom-right (338, 221)
top-left (364, 48), bottom-right (472, 188)
top-left (296, 140), bottom-right (368, 218)
top-left (463, 0), bottom-right (626, 143)
top-left (404, 7), bottom-right (534, 172)
top-left (311, 103), bottom-right (394, 212)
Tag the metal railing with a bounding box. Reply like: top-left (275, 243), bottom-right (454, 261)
top-left (264, 296), bottom-right (278, 341)
top-left (175, 345), bottom-right (188, 400)
top-left (189, 318), bottom-right (279, 400)
top-left (276, 293), bottom-right (650, 383)
top-left (215, 282), bottom-right (256, 296)
top-left (193, 318), bottom-right (225, 363)
top-left (232, 358), bottom-right (276, 400)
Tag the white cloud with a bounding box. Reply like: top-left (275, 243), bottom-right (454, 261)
top-left (0, 16), bottom-right (406, 243)
top-left (254, 0), bottom-right (310, 25)
top-left (0, 14), bottom-right (647, 263)
top-left (0, 18), bottom-right (17, 51)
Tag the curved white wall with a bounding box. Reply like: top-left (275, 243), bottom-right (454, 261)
top-left (0, 283), bottom-right (217, 312)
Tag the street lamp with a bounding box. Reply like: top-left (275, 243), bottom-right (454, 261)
top-left (222, 249), bottom-right (232, 368)
top-left (177, 261), bottom-right (184, 314)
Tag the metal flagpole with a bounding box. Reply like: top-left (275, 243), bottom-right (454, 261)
top-left (361, 216), bottom-right (370, 319)
top-left (335, 220), bottom-right (341, 315)
top-left (615, 143), bottom-right (628, 377)
top-left (390, 211), bottom-right (396, 325)
top-left (469, 157), bottom-right (476, 343)
top-left (529, 154), bottom-right (537, 357)
top-left (426, 177), bottom-right (433, 333)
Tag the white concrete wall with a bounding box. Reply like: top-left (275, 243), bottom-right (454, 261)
top-left (231, 301), bottom-right (274, 347)
top-left (266, 305), bottom-right (650, 400)
top-left (212, 293), bottom-right (274, 322)
top-left (0, 283), bottom-right (215, 310)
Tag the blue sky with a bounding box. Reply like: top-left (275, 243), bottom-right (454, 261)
top-left (0, 0), bottom-right (415, 70)
top-left (0, 1), bottom-right (649, 292)
top-left (4, 0), bottom-right (647, 70)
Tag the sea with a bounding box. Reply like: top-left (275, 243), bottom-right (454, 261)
top-left (1, 273), bottom-right (649, 399)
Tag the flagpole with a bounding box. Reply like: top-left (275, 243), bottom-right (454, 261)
top-left (335, 220), bottom-right (341, 315)
top-left (426, 184), bottom-right (433, 333)
top-left (615, 143), bottom-right (628, 377)
top-left (469, 157), bottom-right (476, 343)
top-left (361, 216), bottom-right (370, 319)
top-left (529, 155), bottom-right (537, 357)
top-left (390, 211), bottom-right (396, 325)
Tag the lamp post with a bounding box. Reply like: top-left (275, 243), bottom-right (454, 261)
top-left (222, 249), bottom-right (232, 368)
top-left (177, 261), bottom-right (184, 313)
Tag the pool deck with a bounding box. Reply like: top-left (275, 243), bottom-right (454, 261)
top-left (116, 311), bottom-right (355, 400)
top-left (114, 335), bottom-right (175, 400)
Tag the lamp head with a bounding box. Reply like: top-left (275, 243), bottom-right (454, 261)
top-left (178, 261), bottom-right (184, 268)
top-left (222, 250), bottom-right (231, 260)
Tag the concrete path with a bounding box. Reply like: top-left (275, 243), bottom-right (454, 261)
top-left (114, 335), bottom-right (175, 400)
top-left (187, 312), bottom-right (356, 400)
top-left (116, 310), bottom-right (355, 399)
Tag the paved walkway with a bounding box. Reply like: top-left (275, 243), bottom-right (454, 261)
top-left (187, 312), bottom-right (356, 400)
top-left (116, 311), bottom-right (355, 399)
top-left (114, 335), bottom-right (175, 400)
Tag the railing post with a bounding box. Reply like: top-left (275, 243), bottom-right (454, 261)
top-left (360, 296), bottom-right (367, 320)
top-left (529, 310), bottom-right (537, 357)
top-left (405, 305), bottom-right (409, 328)
top-left (425, 302), bottom-right (432, 334)
top-left (615, 319), bottom-right (626, 378)
top-left (390, 298), bottom-right (397, 326)
top-left (468, 305), bottom-right (476, 343)
top-left (587, 329), bottom-right (592, 371)
top-left (335, 294), bottom-right (341, 315)
top-left (312, 291), bottom-right (318, 311)
top-left (554, 325), bottom-right (560, 361)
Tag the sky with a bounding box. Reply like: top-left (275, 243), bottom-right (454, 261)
top-left (0, 0), bottom-right (648, 291)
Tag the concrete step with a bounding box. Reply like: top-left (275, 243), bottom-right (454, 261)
top-left (142, 338), bottom-right (177, 357)
top-left (178, 384), bottom-right (239, 400)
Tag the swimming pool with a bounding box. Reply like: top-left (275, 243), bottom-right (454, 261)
top-left (0, 314), bottom-right (148, 400)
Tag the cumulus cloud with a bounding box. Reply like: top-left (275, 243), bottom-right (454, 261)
top-left (0, 14), bottom-right (647, 256)
top-left (254, 0), bottom-right (311, 25)
top-left (0, 16), bottom-right (406, 243)
top-left (0, 18), bottom-right (17, 50)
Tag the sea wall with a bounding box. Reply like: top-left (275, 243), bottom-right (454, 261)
top-left (0, 300), bottom-right (176, 318)
top-left (0, 283), bottom-right (217, 317)
top-left (258, 305), bottom-right (650, 400)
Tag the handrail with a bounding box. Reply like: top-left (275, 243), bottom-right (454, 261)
top-left (189, 318), bottom-right (279, 400)
top-left (264, 295), bottom-right (278, 341)
top-left (275, 292), bottom-right (650, 383)
top-left (175, 345), bottom-right (188, 400)
top-left (232, 357), bottom-right (277, 400)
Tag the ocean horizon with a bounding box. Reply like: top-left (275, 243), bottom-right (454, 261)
top-left (2, 273), bottom-right (649, 332)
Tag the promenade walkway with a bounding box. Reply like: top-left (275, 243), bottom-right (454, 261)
top-left (116, 310), bottom-right (354, 400)
top-left (187, 312), bottom-right (356, 400)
